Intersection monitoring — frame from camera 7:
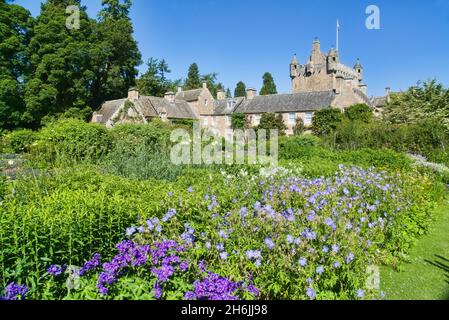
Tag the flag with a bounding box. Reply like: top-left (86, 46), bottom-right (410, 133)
top-left (337, 19), bottom-right (340, 30)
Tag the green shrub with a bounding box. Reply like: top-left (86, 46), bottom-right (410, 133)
top-left (344, 104), bottom-right (373, 123)
top-left (0, 166), bottom-right (171, 293)
top-left (1, 129), bottom-right (38, 153)
top-left (104, 141), bottom-right (183, 181)
top-left (31, 119), bottom-right (112, 166)
top-left (110, 122), bottom-right (172, 153)
top-left (256, 113), bottom-right (287, 136)
top-left (293, 117), bottom-right (305, 135)
top-left (312, 107), bottom-right (343, 136)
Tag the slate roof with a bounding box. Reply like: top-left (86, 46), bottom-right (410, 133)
top-left (372, 96), bottom-right (388, 108)
top-left (234, 91), bottom-right (336, 114)
top-left (175, 89), bottom-right (203, 102)
top-left (94, 98), bottom-right (126, 124)
top-left (213, 98), bottom-right (245, 115)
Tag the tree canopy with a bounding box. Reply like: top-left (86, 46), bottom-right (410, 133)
top-left (234, 81), bottom-right (246, 98)
top-left (259, 72), bottom-right (277, 96)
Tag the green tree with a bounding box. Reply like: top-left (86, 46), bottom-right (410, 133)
top-left (257, 113), bottom-right (287, 136)
top-left (0, 0), bottom-right (33, 130)
top-left (226, 88), bottom-right (232, 98)
top-left (184, 63), bottom-right (201, 90)
top-left (137, 58), bottom-right (178, 97)
top-left (231, 113), bottom-right (247, 130)
top-left (383, 80), bottom-right (449, 128)
top-left (24, 0), bottom-right (95, 128)
top-left (234, 81), bottom-right (246, 98)
top-left (259, 72), bottom-right (277, 96)
top-left (312, 108), bottom-right (343, 136)
top-left (344, 104), bottom-right (373, 123)
top-left (91, 0), bottom-right (142, 108)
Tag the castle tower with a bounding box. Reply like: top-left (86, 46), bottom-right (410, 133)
top-left (354, 58), bottom-right (363, 82)
top-left (290, 54), bottom-right (300, 79)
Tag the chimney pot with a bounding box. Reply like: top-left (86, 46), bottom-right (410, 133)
top-left (128, 87), bottom-right (139, 101)
top-left (164, 91), bottom-right (175, 103)
top-left (217, 89), bottom-right (226, 100)
top-left (202, 82), bottom-right (207, 89)
top-left (246, 88), bottom-right (257, 100)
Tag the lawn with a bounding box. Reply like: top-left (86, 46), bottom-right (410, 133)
top-left (381, 201), bottom-right (449, 300)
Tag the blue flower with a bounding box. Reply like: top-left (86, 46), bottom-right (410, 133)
top-left (357, 289), bottom-right (365, 299)
top-left (298, 258), bottom-right (307, 267)
top-left (316, 265), bottom-right (324, 275)
top-left (306, 288), bottom-right (316, 299)
top-left (219, 252), bottom-right (228, 260)
top-left (264, 237), bottom-right (275, 250)
top-left (126, 226), bottom-right (136, 237)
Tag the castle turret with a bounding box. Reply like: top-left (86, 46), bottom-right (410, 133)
top-left (290, 54), bottom-right (300, 79)
top-left (328, 47), bottom-right (339, 70)
top-left (354, 58), bottom-right (363, 81)
top-left (312, 37), bottom-right (320, 53)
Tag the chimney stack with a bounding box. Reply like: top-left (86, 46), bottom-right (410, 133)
top-left (217, 89), bottom-right (226, 100)
top-left (246, 88), bottom-right (257, 100)
top-left (202, 82), bottom-right (207, 89)
top-left (177, 86), bottom-right (183, 93)
top-left (164, 91), bottom-right (175, 103)
top-left (385, 87), bottom-right (391, 96)
top-left (128, 87), bottom-right (139, 101)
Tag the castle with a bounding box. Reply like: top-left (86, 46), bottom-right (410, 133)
top-left (92, 38), bottom-right (388, 136)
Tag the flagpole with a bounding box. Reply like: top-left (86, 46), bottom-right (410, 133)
top-left (336, 20), bottom-right (339, 52)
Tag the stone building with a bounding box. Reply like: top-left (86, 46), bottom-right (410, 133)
top-left (93, 38), bottom-right (389, 135)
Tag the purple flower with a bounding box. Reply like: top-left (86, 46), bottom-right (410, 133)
top-left (47, 265), bottom-right (63, 277)
top-left (80, 253), bottom-right (101, 276)
top-left (332, 244), bottom-right (340, 254)
top-left (286, 235), bottom-right (294, 244)
top-left (184, 291), bottom-right (196, 300)
top-left (306, 288), bottom-right (316, 299)
top-left (333, 261), bottom-right (341, 268)
top-left (345, 253), bottom-right (355, 264)
top-left (1, 282), bottom-right (28, 300)
top-left (264, 237), bottom-right (275, 250)
top-left (126, 226), bottom-right (136, 237)
top-left (154, 282), bottom-right (163, 299)
top-left (316, 265), bottom-right (324, 275)
top-left (219, 252), bottom-right (228, 260)
top-left (298, 258), bottom-right (307, 267)
top-left (179, 261), bottom-right (189, 272)
top-left (187, 187), bottom-right (194, 193)
top-left (357, 289), bottom-right (365, 299)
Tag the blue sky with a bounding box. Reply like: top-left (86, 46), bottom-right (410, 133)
top-left (14, 0), bottom-right (449, 97)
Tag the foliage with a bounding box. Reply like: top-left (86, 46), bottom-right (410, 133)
top-left (293, 117), bottom-right (305, 135)
top-left (383, 80), bottom-right (449, 128)
top-left (344, 104), bottom-right (373, 123)
top-left (31, 119), bottom-right (112, 165)
top-left (328, 118), bottom-right (449, 166)
top-left (234, 81), bottom-right (246, 98)
top-left (0, 1), bottom-right (33, 130)
top-left (312, 108), bottom-right (343, 136)
top-left (257, 113), bottom-right (287, 136)
top-left (137, 58), bottom-right (180, 97)
top-left (104, 142), bottom-right (183, 181)
top-left (259, 72), bottom-right (277, 96)
top-left (1, 129), bottom-right (38, 153)
top-left (184, 63), bottom-right (201, 90)
top-left (230, 113), bottom-right (248, 130)
top-left (3, 164), bottom-right (441, 300)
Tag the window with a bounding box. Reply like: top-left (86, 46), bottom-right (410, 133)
top-left (253, 114), bottom-right (261, 126)
top-left (288, 113), bottom-right (296, 125)
top-left (202, 116), bottom-right (209, 126)
top-left (305, 112), bottom-right (313, 126)
top-left (204, 99), bottom-right (208, 106)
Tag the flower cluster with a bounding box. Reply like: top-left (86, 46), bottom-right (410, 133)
top-left (97, 240), bottom-right (150, 295)
top-left (184, 272), bottom-right (253, 300)
top-left (0, 282), bottom-right (28, 300)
